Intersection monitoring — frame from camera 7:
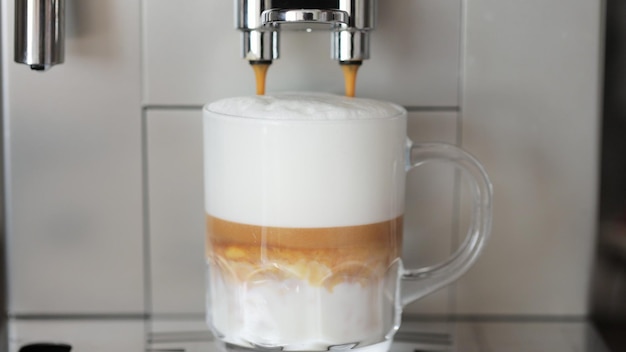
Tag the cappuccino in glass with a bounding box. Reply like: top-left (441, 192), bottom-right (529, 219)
top-left (203, 92), bottom-right (492, 352)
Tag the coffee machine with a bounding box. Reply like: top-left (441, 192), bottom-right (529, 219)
top-left (14, 0), bottom-right (374, 70)
top-left (1, 0), bottom-right (608, 351)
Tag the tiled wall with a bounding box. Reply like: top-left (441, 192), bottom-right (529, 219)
top-left (142, 0), bottom-right (461, 106)
top-left (2, 0), bottom-right (145, 314)
top-left (458, 0), bottom-right (602, 315)
top-left (1, 0), bottom-right (603, 326)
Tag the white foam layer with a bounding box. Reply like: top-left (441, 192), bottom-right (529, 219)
top-left (206, 92), bottom-right (405, 121)
top-left (203, 93), bottom-right (407, 228)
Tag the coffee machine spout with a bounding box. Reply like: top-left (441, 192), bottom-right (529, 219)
top-left (236, 0), bottom-right (376, 64)
top-left (14, 0), bottom-right (65, 71)
top-left (332, 30), bottom-right (370, 63)
top-left (242, 29), bottom-right (279, 62)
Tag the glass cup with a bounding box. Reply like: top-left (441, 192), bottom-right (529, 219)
top-left (203, 93), bottom-right (492, 352)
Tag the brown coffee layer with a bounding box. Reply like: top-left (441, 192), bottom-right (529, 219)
top-left (206, 215), bottom-right (402, 288)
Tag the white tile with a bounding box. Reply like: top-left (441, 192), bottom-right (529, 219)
top-left (457, 0), bottom-right (603, 315)
top-left (143, 0), bottom-right (460, 106)
top-left (146, 110), bottom-right (206, 315)
top-left (403, 112), bottom-right (457, 315)
top-left (3, 0), bottom-right (144, 313)
top-left (8, 320), bottom-right (144, 352)
top-left (359, 0), bottom-right (461, 105)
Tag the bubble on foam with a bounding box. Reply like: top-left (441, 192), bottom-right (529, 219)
top-left (206, 92), bottom-right (405, 121)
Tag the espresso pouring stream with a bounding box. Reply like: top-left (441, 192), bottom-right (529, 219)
top-left (251, 62), bottom-right (360, 97)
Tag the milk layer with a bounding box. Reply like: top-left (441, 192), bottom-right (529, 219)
top-left (207, 261), bottom-right (401, 351)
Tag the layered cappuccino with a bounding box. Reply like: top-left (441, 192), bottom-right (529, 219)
top-left (204, 93), bottom-right (407, 351)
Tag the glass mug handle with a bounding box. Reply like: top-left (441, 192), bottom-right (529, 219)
top-left (401, 141), bottom-right (493, 306)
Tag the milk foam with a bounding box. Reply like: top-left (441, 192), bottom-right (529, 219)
top-left (207, 265), bottom-right (399, 351)
top-left (205, 92), bottom-right (405, 121)
top-left (203, 93), bottom-right (407, 228)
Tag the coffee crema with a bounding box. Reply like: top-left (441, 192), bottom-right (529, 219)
top-left (206, 215), bottom-right (402, 290)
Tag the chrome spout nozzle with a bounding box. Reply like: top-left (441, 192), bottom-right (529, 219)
top-left (332, 30), bottom-right (370, 62)
top-left (236, 0), bottom-right (376, 63)
top-left (15, 0), bottom-right (65, 71)
top-left (242, 29), bottom-right (279, 62)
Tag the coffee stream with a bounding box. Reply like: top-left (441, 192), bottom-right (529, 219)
top-left (340, 61), bottom-right (361, 98)
top-left (251, 61), bottom-right (361, 97)
top-left (250, 61), bottom-right (271, 95)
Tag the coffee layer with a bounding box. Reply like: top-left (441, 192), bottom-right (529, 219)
top-left (206, 215), bottom-right (402, 289)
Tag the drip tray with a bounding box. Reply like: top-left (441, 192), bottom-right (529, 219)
top-left (146, 317), bottom-right (610, 352)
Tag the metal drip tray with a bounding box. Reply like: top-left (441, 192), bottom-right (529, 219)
top-left (146, 317), bottom-right (611, 352)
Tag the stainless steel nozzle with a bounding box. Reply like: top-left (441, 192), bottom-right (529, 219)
top-left (15, 0), bottom-right (65, 71)
top-left (332, 30), bottom-right (370, 62)
top-left (242, 29), bottom-right (279, 62)
top-left (236, 0), bottom-right (376, 63)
